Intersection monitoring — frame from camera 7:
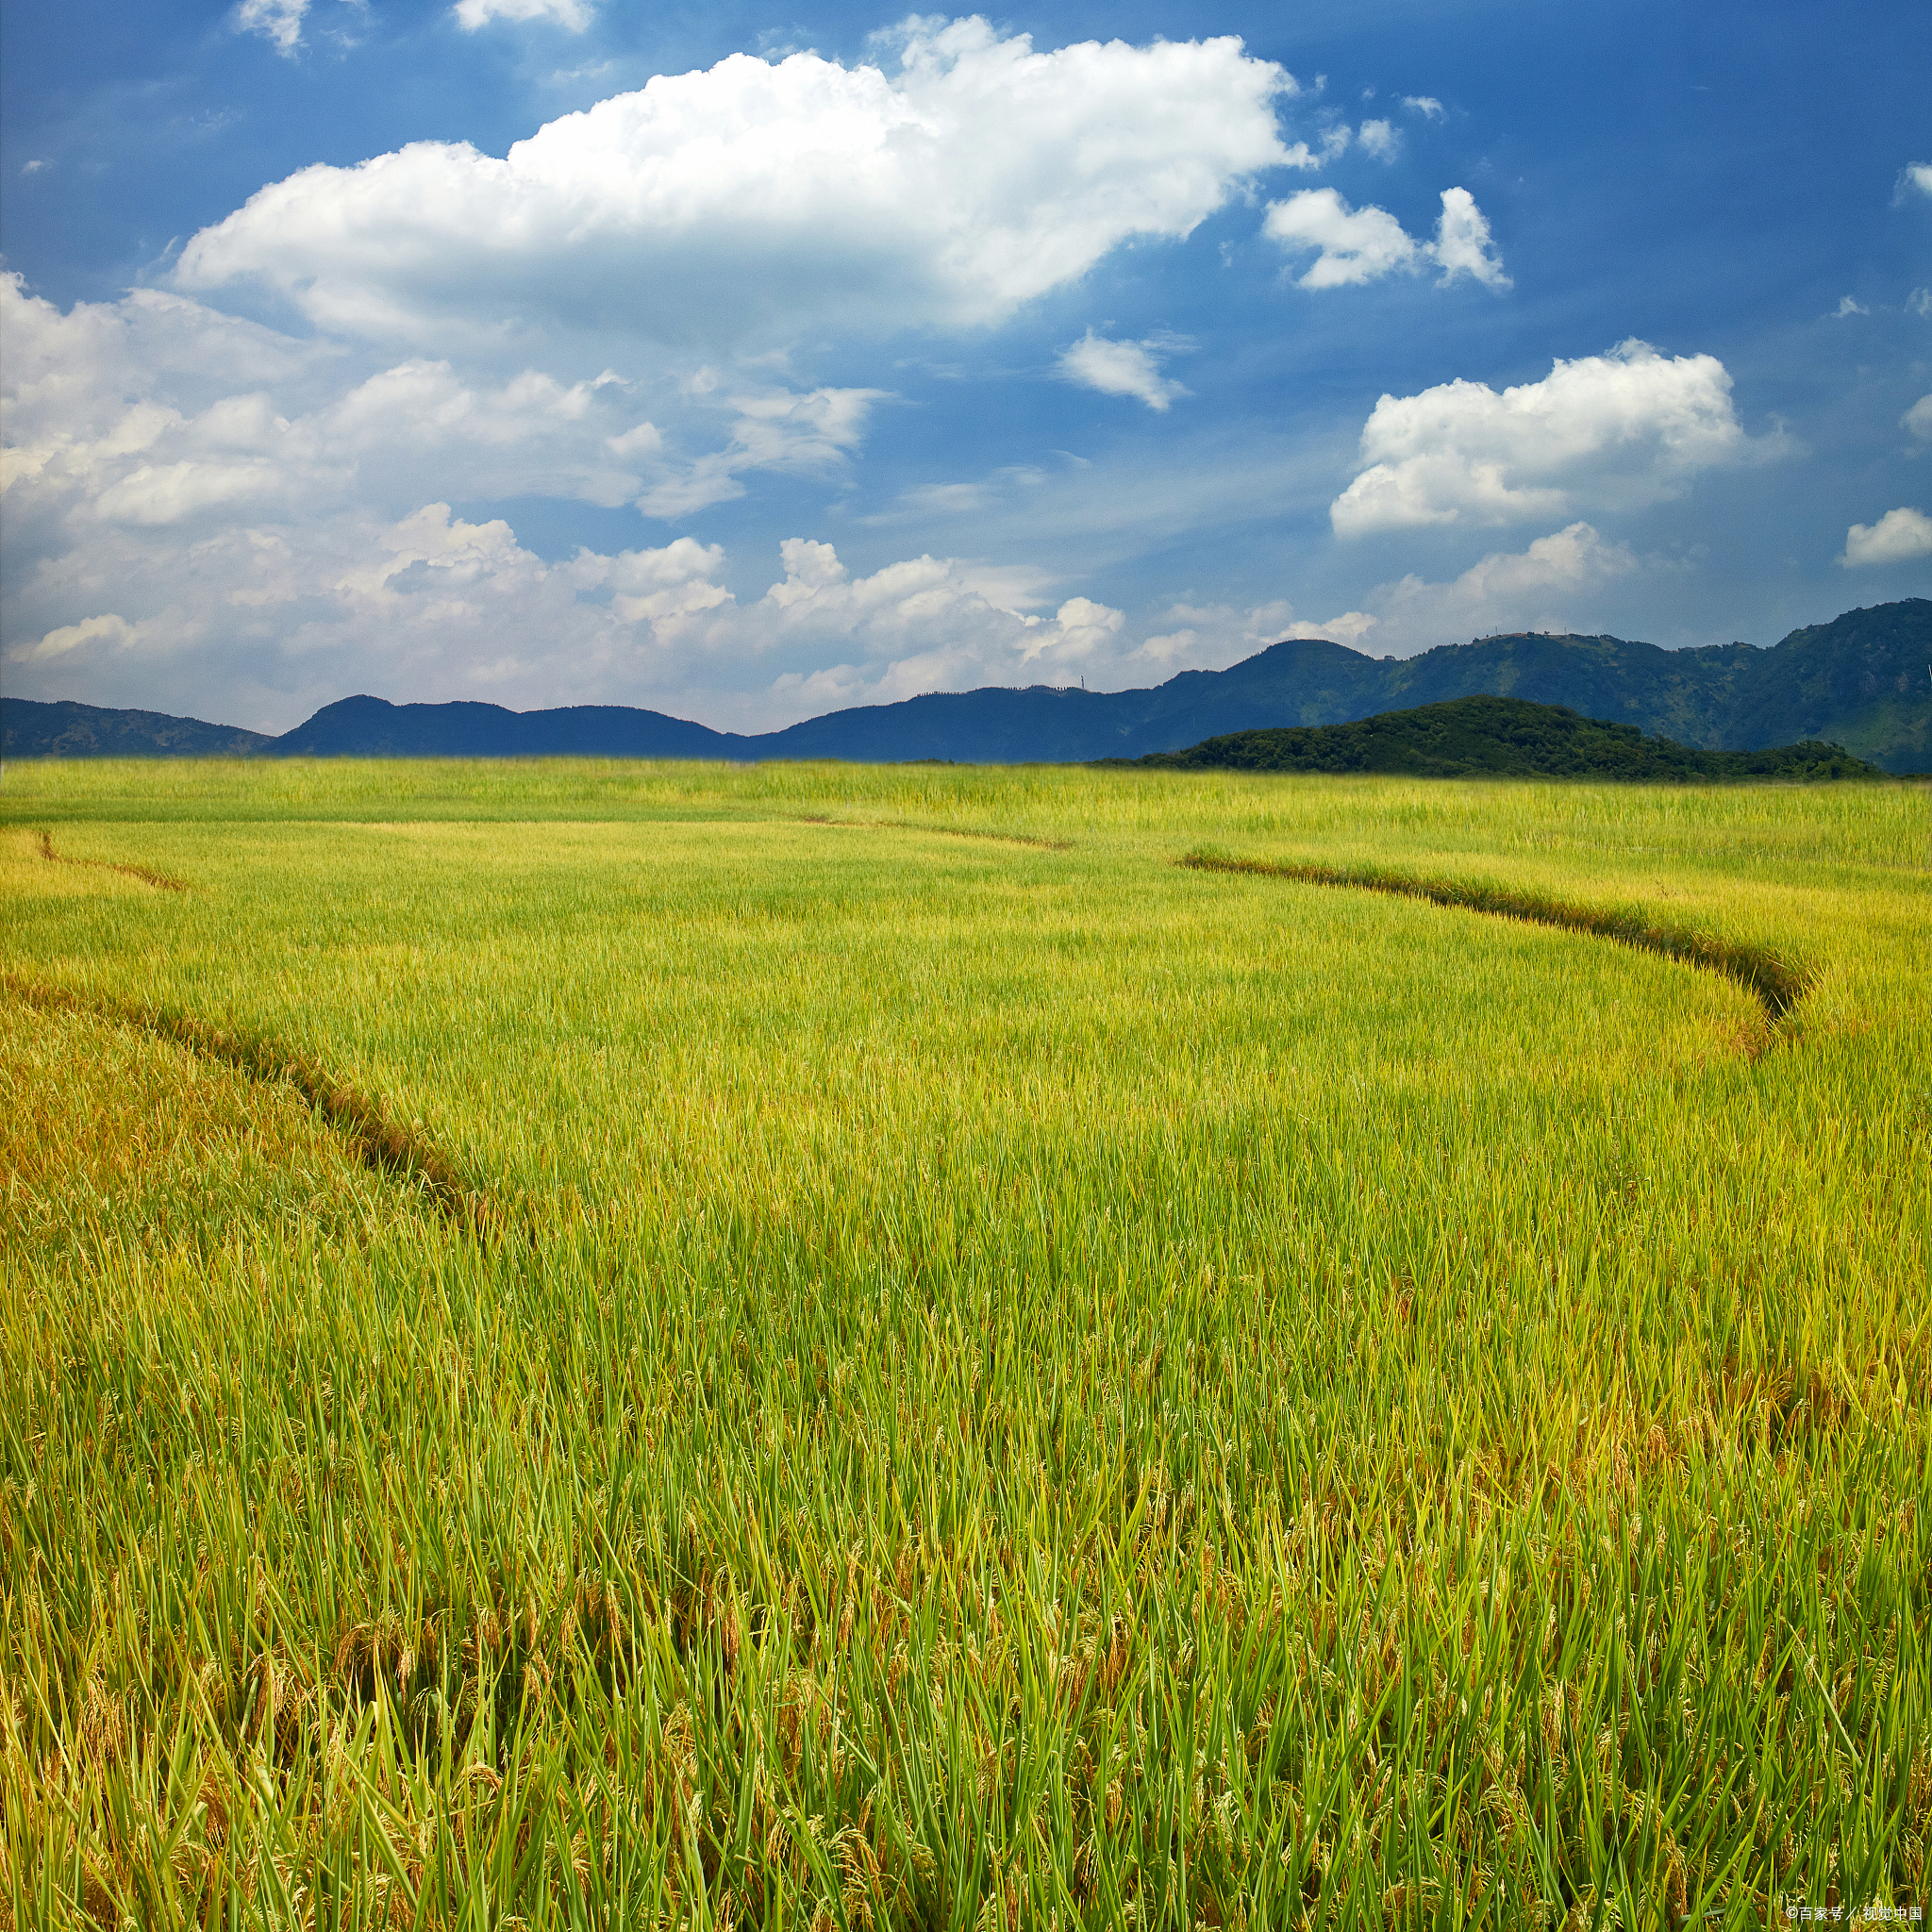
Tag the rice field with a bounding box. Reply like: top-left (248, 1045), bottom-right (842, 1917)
top-left (2, 756), bottom-right (1928, 1930)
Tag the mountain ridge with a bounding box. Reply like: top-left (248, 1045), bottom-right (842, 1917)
top-left (6, 598), bottom-right (1926, 772)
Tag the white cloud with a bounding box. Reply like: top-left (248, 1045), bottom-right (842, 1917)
top-left (1262, 185), bottom-right (1507, 290)
top-left (1331, 340), bottom-right (1761, 536)
top-left (1364, 521), bottom-right (1640, 646)
top-left (881, 481), bottom-right (997, 517)
top-left (1056, 330), bottom-right (1191, 411)
top-left (754, 543), bottom-right (1138, 719)
top-left (1429, 189), bottom-right (1508, 288)
top-left (233, 0), bottom-right (308, 52)
top-left (1403, 95), bottom-right (1444, 119)
top-left (15, 613), bottom-right (141, 664)
top-left (175, 20), bottom-right (1294, 347)
top-left (453, 0), bottom-right (591, 28)
top-left (1841, 507), bottom-right (1932, 567)
top-left (1127, 524), bottom-right (1641, 665)
top-left (637, 382), bottom-right (886, 516)
top-left (93, 458), bottom-right (293, 525)
top-left (563, 529), bottom-right (731, 623)
top-left (1906, 395), bottom-right (1932, 441)
top-left (1135, 597), bottom-right (1357, 668)
top-left (22, 159), bottom-right (50, 175)
top-left (0, 273), bottom-right (894, 544)
top-left (1357, 119), bottom-right (1400, 161)
top-left (1833, 295), bottom-right (1869, 318)
top-left (1896, 162), bottom-right (1932, 204)
top-left (1262, 189), bottom-right (1416, 287)
top-left (1908, 288), bottom-right (1932, 319)
top-left (1237, 524), bottom-right (1641, 659)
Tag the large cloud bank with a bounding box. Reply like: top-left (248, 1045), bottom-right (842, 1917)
top-left (176, 20), bottom-right (1294, 345)
top-left (1331, 340), bottom-right (1768, 535)
top-left (0, 273), bottom-right (1234, 729)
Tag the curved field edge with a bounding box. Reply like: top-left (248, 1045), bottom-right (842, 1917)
top-left (34, 828), bottom-right (190, 894)
top-left (1, 974), bottom-right (504, 1238)
top-left (0, 996), bottom-right (441, 1277)
top-left (1178, 851), bottom-right (1814, 1025)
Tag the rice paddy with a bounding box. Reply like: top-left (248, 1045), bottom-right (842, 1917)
top-left (2, 757), bottom-right (1928, 1929)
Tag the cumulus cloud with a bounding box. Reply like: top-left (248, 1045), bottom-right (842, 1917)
top-left (1895, 162), bottom-right (1932, 204)
top-left (750, 541), bottom-right (1134, 715)
top-left (1906, 395), bottom-right (1932, 442)
top-left (1331, 340), bottom-right (1764, 536)
top-left (1429, 190), bottom-right (1508, 288)
top-left (1362, 521), bottom-right (1640, 644)
top-left (0, 273), bottom-right (896, 545)
top-left (1841, 507), bottom-right (1932, 567)
top-left (1403, 95), bottom-right (1444, 119)
top-left (1909, 288), bottom-right (1932, 319)
top-left (14, 612), bottom-right (142, 665)
top-left (234, 0), bottom-right (307, 51)
top-left (1262, 190), bottom-right (1415, 287)
top-left (453, 0), bottom-right (591, 29)
top-left (1262, 185), bottom-right (1507, 289)
top-left (1357, 118), bottom-right (1400, 161)
top-left (1833, 296), bottom-right (1869, 318)
top-left (1227, 524), bottom-right (1641, 659)
top-left (1056, 330), bottom-right (1191, 410)
top-left (175, 20), bottom-right (1293, 346)
top-left (1121, 524), bottom-right (1641, 667)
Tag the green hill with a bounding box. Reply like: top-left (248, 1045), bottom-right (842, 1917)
top-left (1116, 696), bottom-right (1890, 780)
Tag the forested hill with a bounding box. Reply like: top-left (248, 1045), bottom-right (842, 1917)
top-left (2, 698), bottom-right (273, 760)
top-left (7, 598), bottom-right (1927, 770)
top-left (1116, 697), bottom-right (1890, 780)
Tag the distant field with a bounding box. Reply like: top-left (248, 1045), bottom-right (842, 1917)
top-left (3, 758), bottom-right (1928, 1929)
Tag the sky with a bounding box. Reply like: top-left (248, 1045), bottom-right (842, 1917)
top-left (2, 0), bottom-right (1929, 733)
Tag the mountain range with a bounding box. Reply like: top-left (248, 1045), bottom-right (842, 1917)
top-left (6, 597), bottom-right (1927, 773)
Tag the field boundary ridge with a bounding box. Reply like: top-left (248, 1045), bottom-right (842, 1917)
top-left (37, 826), bottom-right (190, 891)
top-left (3, 973), bottom-right (508, 1237)
top-left (1177, 851), bottom-right (1812, 1026)
top-left (792, 814), bottom-right (1070, 849)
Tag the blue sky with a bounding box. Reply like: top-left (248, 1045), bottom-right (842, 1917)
top-left (3, 0), bottom-right (1928, 731)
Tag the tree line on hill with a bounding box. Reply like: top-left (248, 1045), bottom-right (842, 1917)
top-left (1113, 696), bottom-right (1888, 781)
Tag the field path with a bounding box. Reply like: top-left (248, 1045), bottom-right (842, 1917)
top-left (1179, 850), bottom-right (1813, 1034)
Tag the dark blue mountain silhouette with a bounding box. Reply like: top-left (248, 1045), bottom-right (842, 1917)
top-left (8, 598), bottom-right (1926, 772)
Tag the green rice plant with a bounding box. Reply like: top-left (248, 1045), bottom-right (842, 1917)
top-left (1, 765), bottom-right (1927, 1929)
